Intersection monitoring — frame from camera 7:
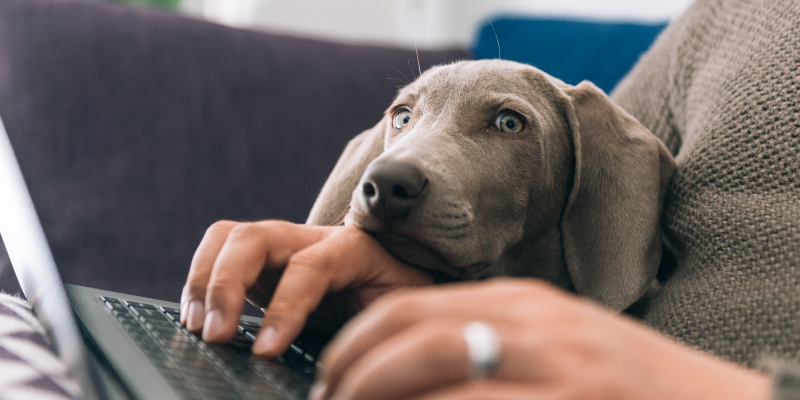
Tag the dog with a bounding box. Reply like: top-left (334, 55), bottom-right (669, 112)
top-left (307, 60), bottom-right (676, 311)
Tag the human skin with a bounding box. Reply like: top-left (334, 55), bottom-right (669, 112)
top-left (179, 220), bottom-right (433, 354)
top-left (180, 221), bottom-right (771, 400)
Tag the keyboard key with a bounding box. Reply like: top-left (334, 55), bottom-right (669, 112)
top-left (181, 328), bottom-right (202, 342)
top-left (143, 319), bottom-right (175, 329)
top-left (105, 301), bottom-right (128, 312)
top-left (249, 384), bottom-right (281, 397)
top-left (186, 367), bottom-right (228, 381)
top-left (233, 331), bottom-right (250, 341)
top-left (124, 301), bottom-right (157, 310)
top-left (162, 333), bottom-right (194, 344)
top-left (169, 346), bottom-right (208, 359)
top-left (160, 306), bottom-right (181, 315)
top-left (130, 307), bottom-right (168, 321)
top-left (113, 310), bottom-right (135, 320)
top-left (100, 296), bottom-right (120, 303)
top-left (163, 312), bottom-right (179, 322)
top-left (288, 344), bottom-right (303, 356)
top-left (257, 359), bottom-right (296, 378)
top-left (281, 351), bottom-right (310, 367)
top-left (149, 325), bottom-right (182, 335)
top-left (129, 335), bottom-right (155, 346)
top-left (142, 349), bottom-right (169, 361)
top-left (239, 324), bottom-right (259, 333)
top-left (239, 320), bottom-right (261, 329)
top-left (177, 356), bottom-right (217, 369)
top-left (159, 337), bottom-right (195, 348)
top-left (123, 322), bottom-right (146, 332)
top-left (205, 346), bottom-right (245, 361)
top-left (228, 336), bottom-right (252, 347)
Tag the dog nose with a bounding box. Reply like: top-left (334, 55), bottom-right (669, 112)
top-left (360, 161), bottom-right (428, 221)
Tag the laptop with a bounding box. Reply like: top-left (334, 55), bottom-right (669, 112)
top-left (0, 114), bottom-right (324, 400)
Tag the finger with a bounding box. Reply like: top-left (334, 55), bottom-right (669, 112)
top-left (330, 319), bottom-right (470, 400)
top-left (409, 381), bottom-right (552, 400)
top-left (318, 279), bottom-right (561, 391)
top-left (181, 220), bottom-right (236, 330)
top-left (252, 226), bottom-right (408, 357)
top-left (202, 221), bottom-right (329, 342)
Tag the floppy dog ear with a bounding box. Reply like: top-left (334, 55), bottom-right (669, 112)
top-left (307, 117), bottom-right (388, 226)
top-left (560, 81), bottom-right (676, 311)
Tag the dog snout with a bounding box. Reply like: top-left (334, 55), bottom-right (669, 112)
top-left (360, 161), bottom-right (428, 221)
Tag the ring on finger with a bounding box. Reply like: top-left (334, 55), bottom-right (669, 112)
top-left (462, 321), bottom-right (501, 380)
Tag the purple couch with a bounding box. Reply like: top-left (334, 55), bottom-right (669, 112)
top-left (0, 0), bottom-right (467, 303)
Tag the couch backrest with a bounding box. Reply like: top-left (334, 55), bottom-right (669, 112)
top-left (0, 0), bottom-right (466, 300)
top-left (473, 17), bottom-right (667, 93)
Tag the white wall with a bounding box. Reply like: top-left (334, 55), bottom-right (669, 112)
top-left (181, 0), bottom-right (695, 49)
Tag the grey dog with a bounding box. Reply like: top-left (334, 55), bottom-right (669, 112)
top-left (307, 60), bottom-right (676, 311)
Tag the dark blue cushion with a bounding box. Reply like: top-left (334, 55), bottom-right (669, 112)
top-left (473, 17), bottom-right (667, 94)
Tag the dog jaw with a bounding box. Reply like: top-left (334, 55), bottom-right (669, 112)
top-left (347, 191), bottom-right (494, 279)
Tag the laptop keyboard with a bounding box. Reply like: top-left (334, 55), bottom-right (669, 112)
top-left (100, 296), bottom-right (322, 400)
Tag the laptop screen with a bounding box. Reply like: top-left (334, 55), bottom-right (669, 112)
top-left (0, 114), bottom-right (103, 400)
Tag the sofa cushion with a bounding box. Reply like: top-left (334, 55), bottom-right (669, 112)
top-left (472, 17), bottom-right (667, 93)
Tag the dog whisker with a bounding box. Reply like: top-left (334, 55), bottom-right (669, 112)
top-left (487, 19), bottom-right (501, 60)
top-left (407, 59), bottom-right (416, 79)
top-left (396, 69), bottom-right (411, 84)
top-left (414, 41), bottom-right (422, 76)
top-left (387, 77), bottom-right (410, 86)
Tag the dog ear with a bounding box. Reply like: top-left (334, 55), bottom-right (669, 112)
top-left (560, 81), bottom-right (676, 311)
top-left (307, 117), bottom-right (388, 225)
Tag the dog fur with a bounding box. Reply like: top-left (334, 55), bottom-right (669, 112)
top-left (307, 60), bottom-right (676, 311)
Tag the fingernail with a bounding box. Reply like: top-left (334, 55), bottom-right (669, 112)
top-left (308, 382), bottom-right (326, 400)
top-left (203, 310), bottom-right (224, 341)
top-left (252, 326), bottom-right (277, 355)
top-left (186, 300), bottom-right (205, 332)
top-left (180, 301), bottom-right (189, 324)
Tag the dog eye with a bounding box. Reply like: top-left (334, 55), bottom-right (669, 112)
top-left (392, 108), bottom-right (412, 131)
top-left (494, 111), bottom-right (524, 134)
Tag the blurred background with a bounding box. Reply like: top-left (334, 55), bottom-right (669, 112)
top-left (103, 0), bottom-right (694, 49)
top-left (0, 0), bottom-right (694, 301)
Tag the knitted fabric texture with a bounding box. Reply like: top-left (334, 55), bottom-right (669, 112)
top-left (611, 0), bottom-right (800, 368)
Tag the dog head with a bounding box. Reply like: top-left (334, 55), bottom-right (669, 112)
top-left (308, 60), bottom-right (676, 311)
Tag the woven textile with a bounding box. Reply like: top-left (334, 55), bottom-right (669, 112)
top-left (0, 293), bottom-right (76, 400)
top-left (611, 0), bottom-right (800, 367)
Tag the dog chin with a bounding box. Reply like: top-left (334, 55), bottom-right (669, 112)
top-left (369, 231), bottom-right (466, 279)
top-left (347, 209), bottom-right (491, 280)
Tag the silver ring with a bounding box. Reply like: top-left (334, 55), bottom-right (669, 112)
top-left (462, 321), bottom-right (501, 379)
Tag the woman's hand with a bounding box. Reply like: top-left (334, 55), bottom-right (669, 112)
top-left (179, 220), bottom-right (433, 357)
top-left (313, 279), bottom-right (771, 400)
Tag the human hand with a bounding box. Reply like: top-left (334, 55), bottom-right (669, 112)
top-left (179, 220), bottom-right (433, 357)
top-left (312, 279), bottom-right (770, 400)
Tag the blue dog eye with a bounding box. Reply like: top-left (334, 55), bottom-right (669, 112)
top-left (494, 111), bottom-right (524, 134)
top-left (393, 108), bottom-right (412, 131)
